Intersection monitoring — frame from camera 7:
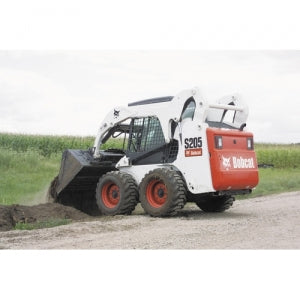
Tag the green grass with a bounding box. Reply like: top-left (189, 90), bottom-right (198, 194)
top-left (0, 133), bottom-right (95, 205)
top-left (14, 218), bottom-right (72, 230)
top-left (0, 133), bottom-right (299, 206)
top-left (0, 148), bottom-right (61, 205)
top-left (239, 168), bottom-right (300, 199)
top-left (238, 143), bottom-right (300, 198)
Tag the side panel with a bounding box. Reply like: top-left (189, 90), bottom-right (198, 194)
top-left (206, 128), bottom-right (259, 190)
top-left (172, 120), bottom-right (214, 194)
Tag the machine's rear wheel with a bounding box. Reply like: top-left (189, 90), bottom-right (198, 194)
top-left (195, 195), bottom-right (235, 212)
top-left (96, 171), bottom-right (138, 215)
top-left (139, 168), bottom-right (186, 217)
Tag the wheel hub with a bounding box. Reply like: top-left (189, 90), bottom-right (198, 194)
top-left (112, 190), bottom-right (119, 199)
top-left (101, 182), bottom-right (120, 208)
top-left (146, 179), bottom-right (168, 208)
top-left (157, 188), bottom-right (165, 198)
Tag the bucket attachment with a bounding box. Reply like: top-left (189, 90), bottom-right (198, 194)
top-left (49, 149), bottom-right (116, 215)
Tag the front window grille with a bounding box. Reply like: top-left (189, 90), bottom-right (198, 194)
top-left (128, 117), bottom-right (165, 152)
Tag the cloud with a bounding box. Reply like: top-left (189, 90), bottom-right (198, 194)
top-left (0, 51), bottom-right (299, 142)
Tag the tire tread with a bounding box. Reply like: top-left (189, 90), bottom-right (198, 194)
top-left (96, 171), bottom-right (139, 215)
top-left (140, 168), bottom-right (186, 217)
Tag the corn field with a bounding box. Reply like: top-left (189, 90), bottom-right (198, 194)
top-left (255, 143), bottom-right (300, 168)
top-left (0, 133), bottom-right (299, 167)
top-left (0, 133), bottom-right (94, 157)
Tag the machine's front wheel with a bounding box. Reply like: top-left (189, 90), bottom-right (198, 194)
top-left (139, 168), bottom-right (186, 217)
top-left (96, 171), bottom-right (138, 215)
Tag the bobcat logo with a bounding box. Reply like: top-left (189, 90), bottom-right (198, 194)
top-left (113, 109), bottom-right (120, 118)
top-left (222, 156), bottom-right (231, 170)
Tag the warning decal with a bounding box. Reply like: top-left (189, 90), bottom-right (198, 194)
top-left (185, 148), bottom-right (202, 157)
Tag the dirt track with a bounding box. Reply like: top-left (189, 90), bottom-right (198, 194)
top-left (0, 191), bottom-right (299, 249)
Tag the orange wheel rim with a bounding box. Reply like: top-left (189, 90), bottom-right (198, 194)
top-left (101, 181), bottom-right (120, 208)
top-left (146, 179), bottom-right (168, 208)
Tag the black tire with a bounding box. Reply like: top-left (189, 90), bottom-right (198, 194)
top-left (96, 171), bottom-right (138, 215)
top-left (195, 195), bottom-right (235, 212)
top-left (139, 168), bottom-right (186, 217)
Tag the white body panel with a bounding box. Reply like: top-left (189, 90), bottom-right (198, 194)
top-left (172, 119), bottom-right (214, 193)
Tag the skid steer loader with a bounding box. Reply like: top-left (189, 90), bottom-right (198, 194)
top-left (49, 87), bottom-right (259, 217)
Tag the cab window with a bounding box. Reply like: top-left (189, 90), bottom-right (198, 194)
top-left (128, 117), bottom-right (165, 152)
top-left (180, 97), bottom-right (196, 121)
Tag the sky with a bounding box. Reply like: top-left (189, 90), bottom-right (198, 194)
top-left (0, 50), bottom-right (299, 143)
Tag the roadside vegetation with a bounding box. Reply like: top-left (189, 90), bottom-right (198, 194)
top-left (14, 218), bottom-right (72, 230)
top-left (255, 143), bottom-right (300, 169)
top-left (0, 134), bottom-right (94, 206)
top-left (246, 143), bottom-right (300, 198)
top-left (0, 133), bottom-right (299, 206)
top-left (0, 133), bottom-right (94, 157)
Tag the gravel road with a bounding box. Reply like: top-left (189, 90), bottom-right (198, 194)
top-left (0, 191), bottom-right (299, 249)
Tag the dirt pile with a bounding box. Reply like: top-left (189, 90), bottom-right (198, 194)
top-left (0, 203), bottom-right (90, 231)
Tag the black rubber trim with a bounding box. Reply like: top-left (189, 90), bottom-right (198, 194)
top-left (128, 96), bottom-right (173, 107)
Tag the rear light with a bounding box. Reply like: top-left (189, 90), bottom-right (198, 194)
top-left (215, 136), bottom-right (223, 149)
top-left (247, 137), bottom-right (254, 150)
